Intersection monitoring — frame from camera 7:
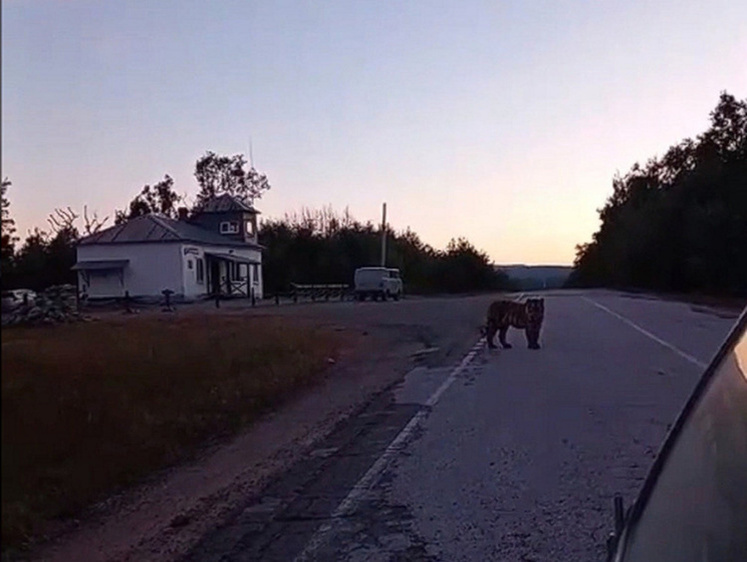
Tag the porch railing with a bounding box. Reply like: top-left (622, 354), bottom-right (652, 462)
top-left (228, 279), bottom-right (248, 296)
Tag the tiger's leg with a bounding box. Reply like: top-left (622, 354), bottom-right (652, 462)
top-left (526, 327), bottom-right (541, 349)
top-left (498, 325), bottom-right (512, 349)
top-left (486, 320), bottom-right (498, 349)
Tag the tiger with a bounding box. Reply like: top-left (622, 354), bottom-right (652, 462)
top-left (482, 298), bottom-right (544, 350)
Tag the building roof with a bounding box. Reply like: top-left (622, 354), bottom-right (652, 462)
top-left (78, 213), bottom-right (262, 249)
top-left (196, 193), bottom-right (259, 214)
top-left (204, 251), bottom-right (261, 265)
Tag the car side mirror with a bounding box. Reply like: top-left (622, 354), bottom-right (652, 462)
top-left (608, 307), bottom-right (747, 561)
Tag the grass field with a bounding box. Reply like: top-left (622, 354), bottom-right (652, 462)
top-left (1, 312), bottom-right (345, 550)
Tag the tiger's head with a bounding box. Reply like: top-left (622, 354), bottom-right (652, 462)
top-left (525, 298), bottom-right (545, 325)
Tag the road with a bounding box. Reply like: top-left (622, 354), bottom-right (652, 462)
top-left (182, 290), bottom-right (738, 561)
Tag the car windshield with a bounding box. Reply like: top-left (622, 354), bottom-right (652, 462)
top-left (3, 3), bottom-right (746, 561)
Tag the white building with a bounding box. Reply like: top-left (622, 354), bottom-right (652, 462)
top-left (74, 195), bottom-right (264, 300)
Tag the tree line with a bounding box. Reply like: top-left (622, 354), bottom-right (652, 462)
top-left (261, 206), bottom-right (511, 294)
top-left (567, 92), bottom-right (747, 296)
top-left (1, 153), bottom-right (509, 294)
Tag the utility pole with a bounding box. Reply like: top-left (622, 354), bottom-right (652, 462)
top-left (380, 202), bottom-right (387, 267)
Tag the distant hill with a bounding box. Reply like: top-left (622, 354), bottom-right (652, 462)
top-left (495, 264), bottom-right (573, 291)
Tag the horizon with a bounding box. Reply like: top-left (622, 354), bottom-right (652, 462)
top-left (495, 264), bottom-right (572, 268)
top-left (3, 1), bottom-right (746, 266)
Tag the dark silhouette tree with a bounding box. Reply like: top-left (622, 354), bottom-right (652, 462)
top-left (47, 207), bottom-right (79, 236)
top-left (115, 175), bottom-right (182, 224)
top-left (569, 92), bottom-right (747, 296)
top-left (1, 178), bottom-right (18, 284)
top-left (259, 206), bottom-right (511, 295)
top-left (3, 203), bottom-right (110, 290)
top-left (11, 229), bottom-right (51, 290)
top-left (194, 151), bottom-right (270, 208)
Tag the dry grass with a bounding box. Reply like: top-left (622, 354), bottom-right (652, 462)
top-left (1, 313), bottom-right (345, 550)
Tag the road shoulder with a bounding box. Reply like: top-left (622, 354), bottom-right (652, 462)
top-left (27, 332), bottom-right (424, 562)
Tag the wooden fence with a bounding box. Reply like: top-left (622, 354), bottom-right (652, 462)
top-left (289, 283), bottom-right (351, 303)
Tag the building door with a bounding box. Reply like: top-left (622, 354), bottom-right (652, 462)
top-left (209, 259), bottom-right (221, 295)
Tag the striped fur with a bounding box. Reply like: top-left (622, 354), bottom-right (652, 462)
top-left (484, 298), bottom-right (544, 350)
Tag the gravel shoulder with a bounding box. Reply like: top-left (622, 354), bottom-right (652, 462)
top-left (26, 294), bottom-right (506, 562)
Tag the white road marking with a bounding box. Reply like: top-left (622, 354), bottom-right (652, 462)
top-left (294, 294), bottom-right (526, 560)
top-left (292, 339), bottom-right (485, 562)
top-left (583, 296), bottom-right (707, 369)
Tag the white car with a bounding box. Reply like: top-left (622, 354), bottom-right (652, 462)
top-left (354, 267), bottom-right (403, 301)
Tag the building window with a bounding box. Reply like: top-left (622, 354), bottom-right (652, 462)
top-left (245, 220), bottom-right (255, 236)
top-left (252, 264), bottom-right (259, 284)
top-left (196, 258), bottom-right (204, 284)
top-left (187, 259), bottom-right (194, 270)
top-left (220, 221), bottom-right (239, 234)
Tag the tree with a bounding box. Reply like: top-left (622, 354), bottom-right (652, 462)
top-left (259, 205), bottom-right (511, 295)
top-left (11, 229), bottom-right (50, 290)
top-left (81, 206), bottom-right (109, 236)
top-left (1, 178), bottom-right (19, 285)
top-left (47, 207), bottom-right (80, 238)
top-left (245, 165), bottom-right (271, 203)
top-left (116, 175), bottom-right (182, 224)
top-left (436, 238), bottom-right (508, 293)
top-left (46, 206), bottom-right (108, 238)
top-left (2, 205), bottom-right (110, 289)
top-left (194, 151), bottom-right (271, 208)
top-left (704, 91), bottom-right (747, 161)
top-left (569, 91), bottom-right (747, 296)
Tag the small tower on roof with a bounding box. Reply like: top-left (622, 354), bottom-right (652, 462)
top-left (189, 194), bottom-right (260, 244)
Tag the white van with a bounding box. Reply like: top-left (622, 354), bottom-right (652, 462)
top-left (354, 267), bottom-right (403, 301)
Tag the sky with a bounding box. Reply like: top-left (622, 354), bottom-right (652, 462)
top-left (2, 1), bottom-right (746, 265)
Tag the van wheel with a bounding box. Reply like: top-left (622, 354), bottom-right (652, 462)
top-left (381, 291), bottom-right (388, 302)
top-left (393, 292), bottom-right (400, 301)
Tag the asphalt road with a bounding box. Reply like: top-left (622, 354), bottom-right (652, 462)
top-left (185, 290), bottom-right (739, 561)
